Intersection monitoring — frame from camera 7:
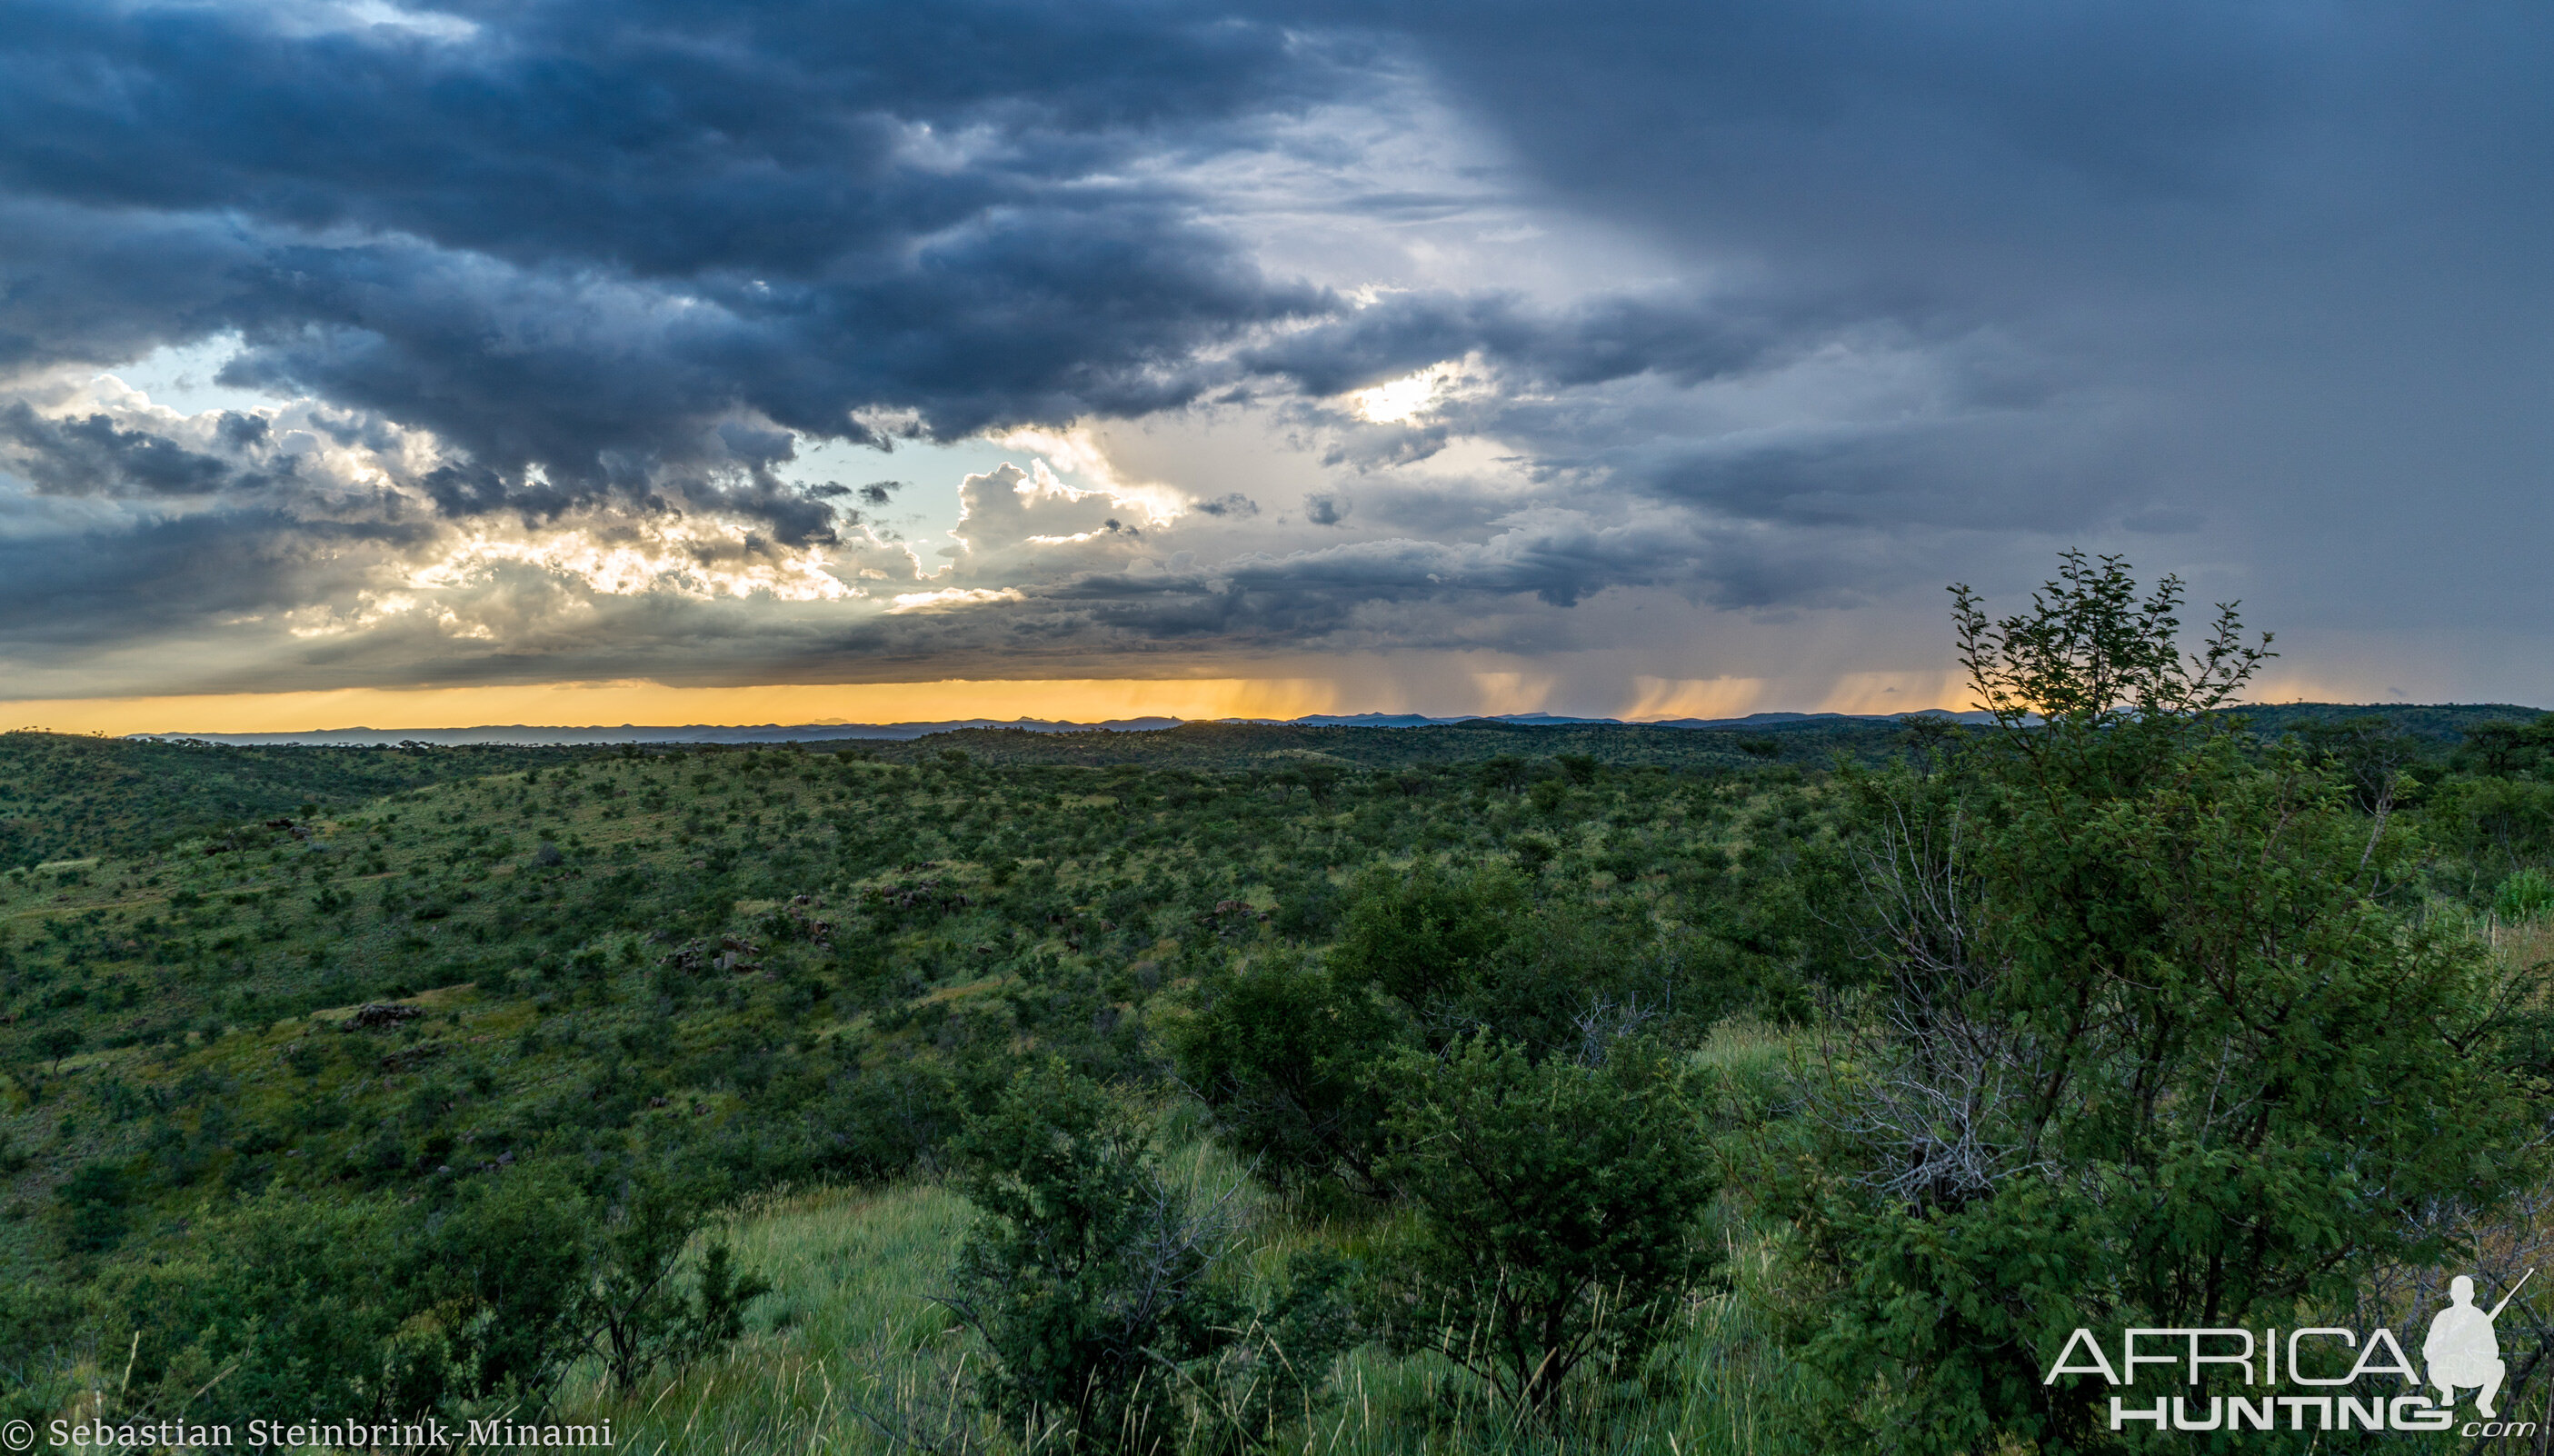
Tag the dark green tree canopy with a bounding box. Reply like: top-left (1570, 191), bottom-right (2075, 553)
top-left (1790, 555), bottom-right (2538, 1453)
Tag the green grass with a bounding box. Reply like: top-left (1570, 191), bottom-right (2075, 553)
top-left (0, 744), bottom-right (1779, 1268)
top-left (551, 1182), bottom-right (979, 1456)
top-left (14, 713), bottom-right (2536, 1454)
top-left (535, 1054), bottom-right (1821, 1456)
top-left (549, 1120), bottom-right (1813, 1456)
top-left (0, 730), bottom-right (598, 871)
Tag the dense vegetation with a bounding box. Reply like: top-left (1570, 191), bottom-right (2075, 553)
top-left (5, 558), bottom-right (2554, 1453)
top-left (848, 717), bottom-right (1914, 773)
top-left (0, 733), bottom-right (592, 872)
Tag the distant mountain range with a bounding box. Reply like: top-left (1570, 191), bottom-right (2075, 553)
top-left (132, 709), bottom-right (2006, 747)
top-left (124, 702), bottom-right (2547, 749)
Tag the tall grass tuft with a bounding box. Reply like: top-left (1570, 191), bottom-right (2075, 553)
top-left (546, 1131), bottom-right (1812, 1455)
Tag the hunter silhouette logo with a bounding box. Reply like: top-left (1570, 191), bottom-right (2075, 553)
top-left (2426, 1270), bottom-right (2529, 1417)
top-left (2040, 1270), bottom-right (2539, 1436)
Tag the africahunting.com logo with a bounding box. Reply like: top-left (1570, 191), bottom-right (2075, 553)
top-left (2043, 1271), bottom-right (2536, 1438)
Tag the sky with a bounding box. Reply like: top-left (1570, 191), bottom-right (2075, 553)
top-left (3, 0), bottom-right (2551, 733)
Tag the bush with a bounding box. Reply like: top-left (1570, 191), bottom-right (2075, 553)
top-left (0, 1281), bottom-right (80, 1427)
top-left (1362, 1035), bottom-right (1716, 1418)
top-left (428, 1169), bottom-right (594, 1407)
top-left (1162, 961), bottom-right (1399, 1200)
top-left (583, 1163), bottom-right (772, 1391)
top-left (106, 1194), bottom-right (445, 1430)
top-left (1266, 876), bottom-right (1341, 942)
top-left (944, 1064), bottom-right (1342, 1453)
top-left (1325, 863), bottom-right (1523, 1014)
top-left (812, 1049), bottom-right (973, 1181)
top-left (52, 1160), bottom-right (133, 1254)
top-left (1790, 554), bottom-right (2541, 1453)
top-left (2497, 866), bottom-right (2554, 922)
top-left (89, 1157), bottom-right (765, 1432)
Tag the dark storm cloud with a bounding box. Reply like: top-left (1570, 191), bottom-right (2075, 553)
top-left (1305, 0), bottom-right (2362, 290)
top-left (1612, 411), bottom-right (2139, 534)
top-left (1334, 0), bottom-right (2554, 621)
top-left (0, 200), bottom-right (265, 374)
top-left (187, 206), bottom-right (1328, 477)
top-left (930, 508), bottom-right (1722, 652)
top-left (0, 507), bottom-right (426, 646)
top-left (0, 1), bottom-right (1326, 274)
top-left (1243, 289), bottom-right (1804, 398)
top-left (5, 0), bottom-right (2554, 693)
top-left (0, 403), bottom-right (283, 496)
top-left (0, 0), bottom-right (1344, 501)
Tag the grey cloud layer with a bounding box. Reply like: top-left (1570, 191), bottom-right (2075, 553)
top-left (4, 0), bottom-right (2552, 698)
top-left (1352, 0), bottom-right (2554, 624)
top-left (0, 1), bottom-right (1342, 490)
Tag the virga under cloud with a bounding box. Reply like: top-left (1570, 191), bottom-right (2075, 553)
top-left (3, 0), bottom-right (2550, 714)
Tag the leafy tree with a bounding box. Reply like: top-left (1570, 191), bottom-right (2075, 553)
top-left (1511, 833), bottom-right (1558, 873)
top-left (1444, 901), bottom-right (1698, 1062)
top-left (2455, 715), bottom-right (2554, 778)
top-left (33, 1024), bottom-right (82, 1071)
top-left (1325, 863), bottom-right (1522, 1033)
top-left (105, 1194), bottom-right (446, 1431)
top-left (429, 1169), bottom-right (594, 1409)
top-left (2292, 713), bottom-right (2425, 815)
top-left (1786, 554), bottom-right (2539, 1453)
top-left (2428, 773), bottom-right (2554, 872)
top-left (944, 1063), bottom-right (1311, 1453)
top-left (1361, 1035), bottom-right (1716, 1419)
top-left (1162, 960), bottom-right (1400, 1200)
top-left (578, 1162), bottom-right (772, 1392)
top-left (1176, 868), bottom-right (1711, 1202)
top-left (52, 1160), bottom-right (134, 1254)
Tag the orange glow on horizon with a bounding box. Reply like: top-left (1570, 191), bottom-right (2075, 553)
top-left (1622, 671), bottom-right (1971, 722)
top-left (2, 667), bottom-right (2024, 739)
top-left (0, 678), bottom-right (1357, 737)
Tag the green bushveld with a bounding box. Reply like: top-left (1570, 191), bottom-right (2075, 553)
top-left (0, 732), bottom-right (596, 872)
top-left (5, 558), bottom-right (2554, 1453)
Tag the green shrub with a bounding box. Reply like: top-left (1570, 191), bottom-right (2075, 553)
top-left (106, 1194), bottom-right (444, 1430)
top-left (52, 1160), bottom-right (134, 1254)
top-left (1325, 863), bottom-right (1523, 1013)
top-left (88, 1160), bottom-right (764, 1431)
top-left (429, 1170), bottom-right (594, 1407)
top-left (2497, 866), bottom-right (2554, 922)
top-left (1362, 1035), bottom-right (1716, 1418)
top-left (583, 1163), bottom-right (772, 1392)
top-left (944, 1064), bottom-right (1343, 1453)
top-left (0, 1281), bottom-right (80, 1426)
top-left (1791, 554), bottom-right (2540, 1453)
top-left (1162, 961), bottom-right (1398, 1200)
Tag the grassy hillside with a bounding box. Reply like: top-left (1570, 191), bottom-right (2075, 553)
top-left (2225, 700), bottom-right (2547, 743)
top-left (0, 736), bottom-right (1828, 1455)
top-left (0, 732), bottom-right (597, 871)
top-left (0, 743), bottom-right (1784, 1271)
top-left (853, 718), bottom-right (1918, 773)
top-left (534, 1030), bottom-right (1811, 1456)
top-left (6, 693), bottom-right (2552, 1454)
top-left (6, 700), bottom-right (2520, 875)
